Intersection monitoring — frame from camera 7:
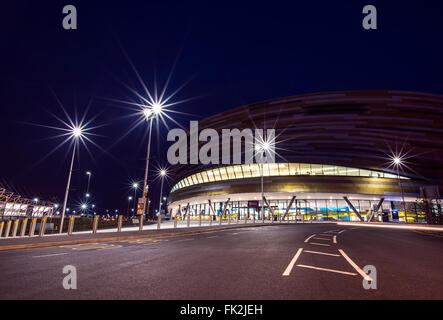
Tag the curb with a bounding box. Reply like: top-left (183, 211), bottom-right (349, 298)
top-left (0, 223), bottom-right (282, 251)
top-left (337, 221), bottom-right (443, 231)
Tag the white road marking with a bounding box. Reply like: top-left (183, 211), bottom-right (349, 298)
top-left (178, 238), bottom-right (194, 242)
top-left (310, 242), bottom-right (331, 247)
top-left (338, 230), bottom-right (346, 234)
top-left (304, 250), bottom-right (340, 257)
top-left (313, 237), bottom-right (331, 241)
top-left (339, 249), bottom-right (372, 281)
top-left (282, 248), bottom-right (303, 276)
top-left (333, 235), bottom-right (337, 243)
top-left (33, 253), bottom-right (68, 258)
top-left (206, 236), bottom-right (218, 238)
top-left (296, 264), bottom-right (357, 276)
top-left (304, 234), bottom-right (316, 243)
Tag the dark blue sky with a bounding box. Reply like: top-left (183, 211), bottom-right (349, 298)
top-left (0, 0), bottom-right (442, 215)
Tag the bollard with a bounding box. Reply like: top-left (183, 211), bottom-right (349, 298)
top-left (278, 213), bottom-right (281, 223)
top-left (4, 220), bottom-right (12, 237)
top-left (219, 214), bottom-right (222, 225)
top-left (20, 219), bottom-right (28, 237)
top-left (228, 214), bottom-right (231, 225)
top-left (39, 217), bottom-right (47, 237)
top-left (253, 212), bottom-right (256, 224)
top-left (209, 215), bottom-right (212, 226)
top-left (139, 214), bottom-right (144, 231)
top-left (157, 215), bottom-right (161, 230)
top-left (237, 214), bottom-right (239, 224)
top-left (11, 220), bottom-right (19, 237)
top-left (0, 221), bottom-right (4, 237)
top-left (29, 218), bottom-right (37, 236)
top-left (117, 215), bottom-right (123, 232)
top-left (92, 216), bottom-right (99, 234)
top-left (199, 214), bottom-right (202, 227)
top-left (174, 216), bottom-right (177, 228)
top-left (67, 216), bottom-right (75, 235)
top-left (187, 214), bottom-right (190, 228)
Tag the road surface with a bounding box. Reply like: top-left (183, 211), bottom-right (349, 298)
top-left (1, 224), bottom-right (442, 299)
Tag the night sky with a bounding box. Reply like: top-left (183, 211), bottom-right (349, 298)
top-left (1, 1), bottom-right (442, 215)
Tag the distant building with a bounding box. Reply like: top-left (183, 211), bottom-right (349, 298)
top-left (0, 186), bottom-right (55, 218)
top-left (168, 91), bottom-right (443, 223)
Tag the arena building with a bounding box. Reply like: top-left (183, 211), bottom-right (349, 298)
top-left (167, 91), bottom-right (443, 223)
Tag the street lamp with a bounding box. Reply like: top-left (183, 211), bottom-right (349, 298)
top-left (127, 196), bottom-right (133, 217)
top-left (60, 126), bottom-right (83, 233)
top-left (85, 171), bottom-right (92, 200)
top-left (132, 182), bottom-right (139, 215)
top-left (141, 104), bottom-right (163, 220)
top-left (157, 169), bottom-right (167, 218)
top-left (393, 156), bottom-right (408, 223)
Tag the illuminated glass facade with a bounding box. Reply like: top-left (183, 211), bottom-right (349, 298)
top-left (171, 163), bottom-right (407, 192)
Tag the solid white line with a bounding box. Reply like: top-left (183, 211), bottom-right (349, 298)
top-left (296, 264), bottom-right (357, 276)
top-left (338, 230), bottom-right (346, 234)
top-left (33, 253), bottom-right (68, 258)
top-left (304, 234), bottom-right (316, 243)
top-left (304, 250), bottom-right (340, 257)
top-left (310, 242), bottom-right (331, 247)
top-left (282, 248), bottom-right (303, 276)
top-left (333, 235), bottom-right (337, 243)
top-left (339, 249), bottom-right (372, 281)
top-left (337, 222), bottom-right (443, 232)
top-left (313, 237), bottom-right (330, 241)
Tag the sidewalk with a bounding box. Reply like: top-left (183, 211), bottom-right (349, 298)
top-left (0, 220), bottom-right (283, 251)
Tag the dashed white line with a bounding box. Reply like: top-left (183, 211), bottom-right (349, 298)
top-left (178, 238), bottom-right (195, 242)
top-left (296, 264), bottom-right (357, 276)
top-left (304, 250), bottom-right (340, 257)
top-left (339, 249), bottom-right (372, 281)
top-left (333, 235), bottom-right (337, 243)
top-left (338, 230), bottom-right (346, 234)
top-left (313, 237), bottom-right (330, 241)
top-left (33, 253), bottom-right (68, 258)
top-left (282, 248), bottom-right (303, 276)
top-left (304, 234), bottom-right (316, 243)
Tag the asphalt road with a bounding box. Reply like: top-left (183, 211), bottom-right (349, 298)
top-left (1, 224), bottom-right (442, 299)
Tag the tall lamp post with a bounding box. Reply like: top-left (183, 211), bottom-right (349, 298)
top-left (394, 157), bottom-right (408, 223)
top-left (85, 171), bottom-right (92, 199)
top-left (127, 196), bottom-right (132, 217)
top-left (60, 127), bottom-right (82, 233)
top-left (158, 169), bottom-right (167, 219)
top-left (256, 138), bottom-right (270, 222)
top-left (132, 183), bottom-right (138, 216)
top-left (141, 104), bottom-right (162, 221)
